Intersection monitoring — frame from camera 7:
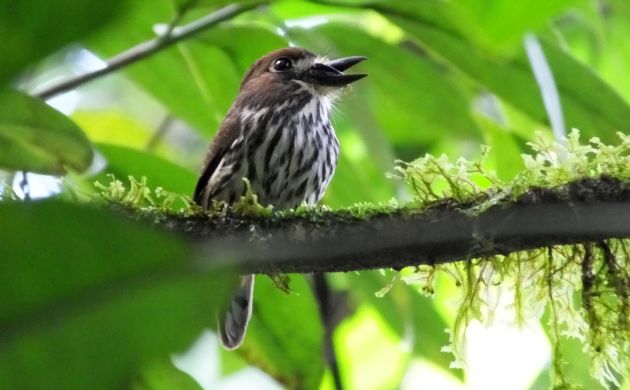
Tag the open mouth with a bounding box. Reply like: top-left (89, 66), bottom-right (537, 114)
top-left (307, 56), bottom-right (367, 87)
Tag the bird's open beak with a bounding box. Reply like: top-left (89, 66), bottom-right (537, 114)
top-left (307, 56), bottom-right (367, 87)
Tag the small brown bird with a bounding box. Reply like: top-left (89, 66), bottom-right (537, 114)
top-left (193, 47), bottom-right (366, 349)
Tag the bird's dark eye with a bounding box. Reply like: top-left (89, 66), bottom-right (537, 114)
top-left (273, 57), bottom-right (292, 72)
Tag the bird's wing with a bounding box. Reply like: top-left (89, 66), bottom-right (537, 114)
top-left (193, 111), bottom-right (240, 205)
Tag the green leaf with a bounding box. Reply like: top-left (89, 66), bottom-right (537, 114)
top-left (439, 0), bottom-right (581, 55)
top-left (240, 275), bottom-right (324, 390)
top-left (133, 359), bottom-right (202, 390)
top-left (334, 303), bottom-right (409, 390)
top-left (390, 16), bottom-right (630, 142)
top-left (96, 143), bottom-right (197, 195)
top-left (0, 200), bottom-right (232, 390)
top-left (0, 89), bottom-right (93, 174)
top-left (195, 26), bottom-right (287, 74)
top-left (0, 0), bottom-right (127, 84)
top-left (534, 322), bottom-right (602, 389)
top-left (323, 113), bottom-right (398, 207)
top-left (73, 110), bottom-right (158, 151)
top-left (474, 116), bottom-right (526, 181)
top-left (123, 42), bottom-right (241, 137)
top-left (348, 272), bottom-right (458, 379)
top-left (140, 25), bottom-right (286, 136)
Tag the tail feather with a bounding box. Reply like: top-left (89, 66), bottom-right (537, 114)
top-left (219, 275), bottom-right (254, 350)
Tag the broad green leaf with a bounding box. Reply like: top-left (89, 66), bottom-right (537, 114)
top-left (334, 304), bottom-right (408, 390)
top-left (269, 0), bottom-right (358, 19)
top-left (85, 1), bottom-right (227, 135)
top-left (347, 272), bottom-right (458, 379)
top-left (599, 0), bottom-right (630, 103)
top-left (133, 360), bottom-right (202, 390)
top-left (0, 89), bottom-right (93, 174)
top-left (289, 23), bottom-right (481, 146)
top-left (0, 200), bottom-right (232, 390)
top-left (553, 0), bottom-right (630, 104)
top-left (390, 17), bottom-right (630, 142)
top-left (96, 143), bottom-right (197, 195)
top-left (474, 116), bottom-right (526, 181)
top-left (194, 26), bottom-right (287, 74)
top-left (322, 0), bottom-right (580, 54)
top-left (219, 346), bottom-right (248, 376)
top-left (116, 25), bottom-right (285, 136)
top-left (241, 275), bottom-right (324, 390)
top-left (134, 25), bottom-right (287, 136)
top-left (439, 0), bottom-right (581, 55)
top-left (533, 325), bottom-right (602, 388)
top-left (0, 0), bottom-right (127, 84)
top-left (122, 42), bottom-right (241, 137)
top-left (73, 111), bottom-right (159, 151)
top-left (324, 143), bottom-right (395, 207)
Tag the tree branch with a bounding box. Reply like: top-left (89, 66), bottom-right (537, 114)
top-left (147, 177), bottom-right (630, 274)
top-left (33, 2), bottom-right (265, 100)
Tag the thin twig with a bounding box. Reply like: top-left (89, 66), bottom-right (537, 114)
top-left (33, 2), bottom-right (265, 100)
top-left (145, 115), bottom-right (174, 152)
top-left (313, 273), bottom-right (344, 390)
top-left (18, 172), bottom-right (30, 201)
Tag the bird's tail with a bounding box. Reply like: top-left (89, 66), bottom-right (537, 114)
top-left (218, 274), bottom-right (254, 350)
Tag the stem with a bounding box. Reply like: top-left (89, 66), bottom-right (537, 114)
top-left (145, 115), bottom-right (173, 152)
top-left (313, 273), bottom-right (344, 390)
top-left (33, 3), bottom-right (265, 100)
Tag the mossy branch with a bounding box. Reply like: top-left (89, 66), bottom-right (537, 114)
top-left (146, 177), bottom-right (630, 274)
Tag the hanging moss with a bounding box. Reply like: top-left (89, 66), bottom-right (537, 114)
top-left (393, 130), bottom-right (630, 388)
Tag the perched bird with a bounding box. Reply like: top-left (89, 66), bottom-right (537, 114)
top-left (193, 47), bottom-right (366, 350)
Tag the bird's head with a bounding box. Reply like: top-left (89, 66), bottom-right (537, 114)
top-left (238, 47), bottom-right (366, 103)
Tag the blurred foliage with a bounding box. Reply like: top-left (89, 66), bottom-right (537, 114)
top-left (0, 0), bottom-right (128, 84)
top-left (134, 360), bottom-right (202, 390)
top-left (0, 89), bottom-right (93, 174)
top-left (0, 201), bottom-right (232, 389)
top-left (1, 0), bottom-right (630, 389)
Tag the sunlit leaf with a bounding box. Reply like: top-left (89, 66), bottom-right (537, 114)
top-left (440, 0), bottom-right (581, 55)
top-left (0, 89), bottom-right (93, 174)
top-left (334, 304), bottom-right (408, 390)
top-left (474, 116), bottom-right (526, 181)
top-left (533, 314), bottom-right (602, 389)
top-left (73, 110), bottom-right (157, 151)
top-left (324, 130), bottom-right (396, 207)
top-left (133, 359), bottom-right (202, 390)
top-left (347, 272), bottom-right (458, 379)
top-left (0, 200), bottom-right (232, 389)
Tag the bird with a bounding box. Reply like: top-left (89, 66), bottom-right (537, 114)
top-left (192, 47), bottom-right (366, 350)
